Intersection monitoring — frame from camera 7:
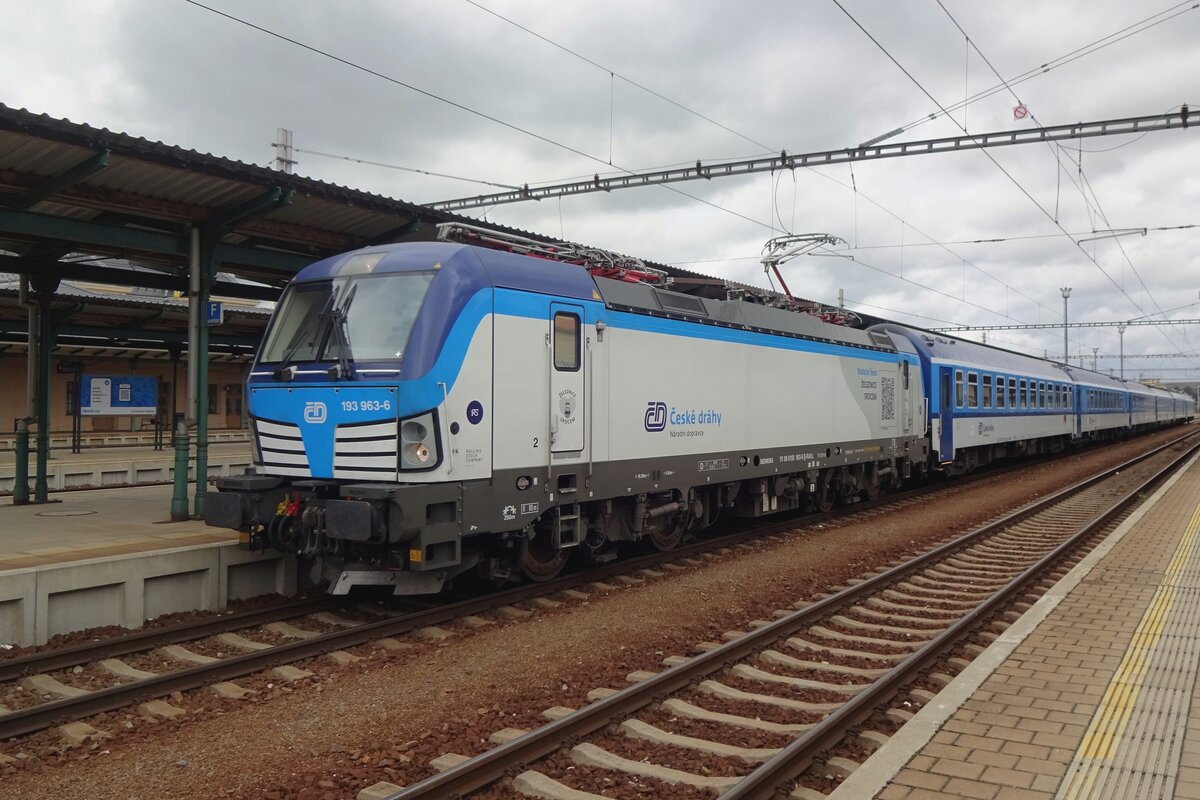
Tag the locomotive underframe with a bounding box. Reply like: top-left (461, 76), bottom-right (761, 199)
top-left (208, 432), bottom-right (930, 594)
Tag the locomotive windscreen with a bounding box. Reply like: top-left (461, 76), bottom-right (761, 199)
top-left (259, 270), bottom-right (435, 364)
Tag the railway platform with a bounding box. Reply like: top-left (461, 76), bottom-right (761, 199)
top-left (0, 439), bottom-right (252, 495)
top-left (0, 483), bottom-right (294, 647)
top-left (832, 450), bottom-right (1200, 800)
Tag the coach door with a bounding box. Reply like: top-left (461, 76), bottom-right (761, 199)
top-left (549, 304), bottom-right (585, 453)
top-left (938, 367), bottom-right (955, 461)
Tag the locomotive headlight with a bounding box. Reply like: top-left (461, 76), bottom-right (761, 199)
top-left (400, 411), bottom-right (439, 470)
top-left (401, 420), bottom-right (428, 441)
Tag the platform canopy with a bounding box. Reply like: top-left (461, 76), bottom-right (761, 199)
top-left (0, 104), bottom-right (489, 293)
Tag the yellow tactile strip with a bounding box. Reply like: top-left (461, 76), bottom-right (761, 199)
top-left (1056, 499), bottom-right (1200, 799)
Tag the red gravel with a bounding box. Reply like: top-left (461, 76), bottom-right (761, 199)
top-left (638, 707), bottom-right (796, 750)
top-left (681, 689), bottom-right (825, 726)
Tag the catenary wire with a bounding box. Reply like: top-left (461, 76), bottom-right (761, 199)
top-left (180, 0), bottom-right (781, 233)
top-left (936, 3), bottom-right (1181, 347)
top-left (831, 0), bottom-right (1185, 365)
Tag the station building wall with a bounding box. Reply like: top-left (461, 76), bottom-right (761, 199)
top-left (0, 353), bottom-right (250, 435)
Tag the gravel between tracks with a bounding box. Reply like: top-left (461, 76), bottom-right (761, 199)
top-left (1, 428), bottom-right (1191, 799)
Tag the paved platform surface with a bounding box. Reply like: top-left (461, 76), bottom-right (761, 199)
top-left (0, 483), bottom-right (236, 572)
top-left (830, 451), bottom-right (1200, 800)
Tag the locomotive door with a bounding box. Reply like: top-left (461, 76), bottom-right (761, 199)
top-left (549, 304), bottom-right (585, 453)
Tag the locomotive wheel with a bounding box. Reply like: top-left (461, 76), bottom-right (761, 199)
top-left (647, 518), bottom-right (684, 551)
top-left (861, 479), bottom-right (881, 502)
top-left (518, 532), bottom-right (568, 581)
top-left (814, 484), bottom-right (835, 513)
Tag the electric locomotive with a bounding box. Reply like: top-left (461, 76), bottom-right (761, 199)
top-left (206, 224), bottom-right (931, 594)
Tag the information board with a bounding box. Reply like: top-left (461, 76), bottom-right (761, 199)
top-left (80, 375), bottom-right (158, 416)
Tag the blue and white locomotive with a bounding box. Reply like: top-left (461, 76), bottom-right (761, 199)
top-left (206, 224), bottom-right (1194, 594)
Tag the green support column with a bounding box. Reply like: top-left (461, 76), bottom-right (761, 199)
top-left (33, 292), bottom-right (55, 503)
top-left (13, 421), bottom-right (30, 505)
top-left (193, 238), bottom-right (215, 519)
top-left (170, 414), bottom-right (190, 520)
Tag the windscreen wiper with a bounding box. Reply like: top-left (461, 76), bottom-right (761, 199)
top-left (327, 283), bottom-right (358, 380)
top-left (275, 287), bottom-right (338, 380)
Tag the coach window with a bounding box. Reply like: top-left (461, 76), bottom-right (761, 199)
top-left (1008, 378), bottom-right (1018, 409)
top-left (997, 377), bottom-right (1007, 408)
top-left (955, 370), bottom-right (964, 407)
top-left (982, 374), bottom-right (993, 408)
top-left (1040, 382), bottom-right (1047, 408)
top-left (1019, 379), bottom-right (1027, 408)
top-left (967, 372), bottom-right (979, 408)
top-left (553, 312), bottom-right (581, 371)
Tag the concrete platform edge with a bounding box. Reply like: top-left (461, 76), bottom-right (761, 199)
top-left (0, 540), bottom-right (297, 646)
top-left (827, 452), bottom-right (1200, 800)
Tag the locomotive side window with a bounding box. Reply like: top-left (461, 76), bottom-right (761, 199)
top-left (982, 374), bottom-right (993, 408)
top-left (967, 372), bottom-right (979, 408)
top-left (553, 312), bottom-right (581, 371)
top-left (955, 370), bottom-right (964, 407)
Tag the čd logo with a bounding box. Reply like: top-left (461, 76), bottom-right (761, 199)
top-left (644, 401), bottom-right (667, 432)
top-left (304, 401), bottom-right (328, 424)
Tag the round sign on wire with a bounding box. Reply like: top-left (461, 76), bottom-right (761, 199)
top-left (1013, 104), bottom-right (1029, 120)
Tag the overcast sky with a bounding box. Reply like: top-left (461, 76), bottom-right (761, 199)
top-left (3, 0), bottom-right (1198, 380)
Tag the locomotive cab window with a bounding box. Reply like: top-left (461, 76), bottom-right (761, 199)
top-left (260, 270), bottom-right (436, 364)
top-left (553, 312), bottom-right (581, 371)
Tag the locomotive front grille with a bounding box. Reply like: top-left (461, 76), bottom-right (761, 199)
top-left (254, 419), bottom-right (311, 477)
top-left (334, 420), bottom-right (399, 480)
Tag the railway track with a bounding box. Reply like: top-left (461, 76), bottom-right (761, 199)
top-left (0, 431), bottom-right (1188, 751)
top-left (0, 501), bottom-right (925, 741)
top-left (0, 445), bottom-right (1019, 743)
top-left (373, 432), bottom-right (1199, 800)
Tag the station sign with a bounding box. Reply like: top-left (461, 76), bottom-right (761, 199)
top-left (205, 301), bottom-right (224, 326)
top-left (80, 375), bottom-right (158, 416)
